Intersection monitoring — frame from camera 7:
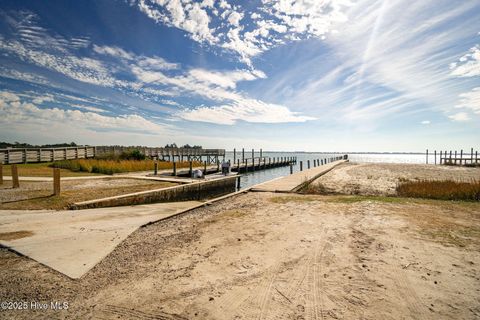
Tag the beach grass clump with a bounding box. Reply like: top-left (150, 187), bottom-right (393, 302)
top-left (50, 159), bottom-right (201, 175)
top-left (396, 179), bottom-right (480, 201)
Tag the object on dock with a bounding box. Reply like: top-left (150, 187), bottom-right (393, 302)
top-left (221, 161), bottom-right (231, 175)
top-left (193, 169), bottom-right (203, 179)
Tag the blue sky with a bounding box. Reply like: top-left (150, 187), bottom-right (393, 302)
top-left (0, 0), bottom-right (479, 151)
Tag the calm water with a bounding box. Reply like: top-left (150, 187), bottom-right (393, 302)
top-left (224, 152), bottom-right (427, 190)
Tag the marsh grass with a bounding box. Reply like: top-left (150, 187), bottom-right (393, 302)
top-left (50, 159), bottom-right (202, 175)
top-left (397, 179), bottom-right (480, 201)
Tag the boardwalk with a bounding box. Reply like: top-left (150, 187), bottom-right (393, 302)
top-left (250, 159), bottom-right (347, 192)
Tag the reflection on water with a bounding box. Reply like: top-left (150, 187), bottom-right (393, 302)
top-left (223, 152), bottom-right (427, 190)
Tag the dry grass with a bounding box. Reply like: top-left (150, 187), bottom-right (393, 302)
top-left (1, 163), bottom-right (98, 177)
top-left (0, 231), bottom-right (34, 241)
top-left (50, 159), bottom-right (202, 175)
top-left (397, 179), bottom-right (480, 201)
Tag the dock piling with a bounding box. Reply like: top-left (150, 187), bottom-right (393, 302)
top-left (12, 164), bottom-right (19, 188)
top-left (290, 163), bottom-right (293, 174)
top-left (173, 162), bottom-right (177, 176)
top-left (154, 161), bottom-right (158, 175)
top-left (300, 161), bottom-right (303, 171)
top-left (53, 168), bottom-right (60, 195)
top-left (0, 163), bottom-right (3, 185)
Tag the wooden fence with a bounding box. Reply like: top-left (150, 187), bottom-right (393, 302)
top-left (0, 147), bottom-right (95, 164)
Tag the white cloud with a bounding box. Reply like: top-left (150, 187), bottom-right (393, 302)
top-left (93, 45), bottom-right (133, 60)
top-left (137, 0), bottom-right (216, 43)
top-left (227, 11), bottom-right (243, 27)
top-left (455, 87), bottom-right (480, 114)
top-left (0, 91), bottom-right (168, 134)
top-left (187, 68), bottom-right (266, 89)
top-left (448, 112), bottom-right (470, 122)
top-left (135, 0), bottom-right (354, 65)
top-left (450, 44), bottom-right (480, 77)
top-left (421, 120), bottom-right (430, 125)
top-left (178, 99), bottom-right (315, 125)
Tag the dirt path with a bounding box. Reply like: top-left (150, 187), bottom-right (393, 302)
top-left (1, 192), bottom-right (479, 319)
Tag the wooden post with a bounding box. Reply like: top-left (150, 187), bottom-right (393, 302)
top-left (233, 148), bottom-right (236, 164)
top-left (189, 161), bottom-right (193, 177)
top-left (313, 159), bottom-right (316, 167)
top-left (244, 159), bottom-right (248, 172)
top-left (434, 150), bottom-right (436, 165)
top-left (260, 148), bottom-right (262, 159)
top-left (440, 150), bottom-right (442, 164)
top-left (449, 151), bottom-right (452, 163)
top-left (0, 163), bottom-right (3, 185)
top-left (204, 161), bottom-right (207, 174)
top-left (242, 148), bottom-right (245, 162)
top-left (300, 161), bottom-right (303, 171)
top-left (173, 162), bottom-right (177, 176)
top-left (154, 161), bottom-right (158, 175)
top-left (53, 168), bottom-right (60, 195)
top-left (454, 151), bottom-right (457, 165)
top-left (307, 160), bottom-right (310, 169)
top-left (290, 163), bottom-right (293, 174)
top-left (460, 149), bottom-right (463, 165)
top-left (471, 148), bottom-right (474, 164)
top-left (217, 160), bottom-right (220, 172)
top-left (236, 175), bottom-right (241, 190)
top-left (237, 159), bottom-right (240, 172)
top-left (476, 151), bottom-right (478, 163)
top-left (12, 164), bottom-right (19, 188)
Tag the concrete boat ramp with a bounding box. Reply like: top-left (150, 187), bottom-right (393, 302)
top-left (0, 202), bottom-right (203, 278)
top-left (0, 160), bottom-right (346, 279)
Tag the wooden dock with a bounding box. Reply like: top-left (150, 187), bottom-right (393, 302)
top-left (0, 146), bottom-right (226, 164)
top-left (426, 148), bottom-right (479, 165)
top-left (251, 157), bottom-right (347, 193)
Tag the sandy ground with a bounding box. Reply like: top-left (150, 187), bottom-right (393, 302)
top-left (0, 178), bottom-right (177, 210)
top-left (310, 162), bottom-right (480, 196)
top-left (0, 191), bottom-right (479, 319)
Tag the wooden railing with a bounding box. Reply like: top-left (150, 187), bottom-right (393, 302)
top-left (0, 147), bottom-right (96, 164)
top-left (0, 146), bottom-right (226, 164)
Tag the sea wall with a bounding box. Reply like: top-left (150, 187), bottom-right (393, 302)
top-left (70, 176), bottom-right (238, 210)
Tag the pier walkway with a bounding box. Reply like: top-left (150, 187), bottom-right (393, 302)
top-left (250, 159), bottom-right (347, 193)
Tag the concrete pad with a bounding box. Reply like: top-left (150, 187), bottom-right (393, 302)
top-left (250, 160), bottom-right (347, 193)
top-left (0, 201), bottom-right (203, 279)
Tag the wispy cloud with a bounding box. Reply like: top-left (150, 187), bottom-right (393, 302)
top-left (448, 112), bottom-right (470, 122)
top-left (0, 91), bottom-right (169, 134)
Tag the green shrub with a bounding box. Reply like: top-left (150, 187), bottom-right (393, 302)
top-left (119, 149), bottom-right (146, 161)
